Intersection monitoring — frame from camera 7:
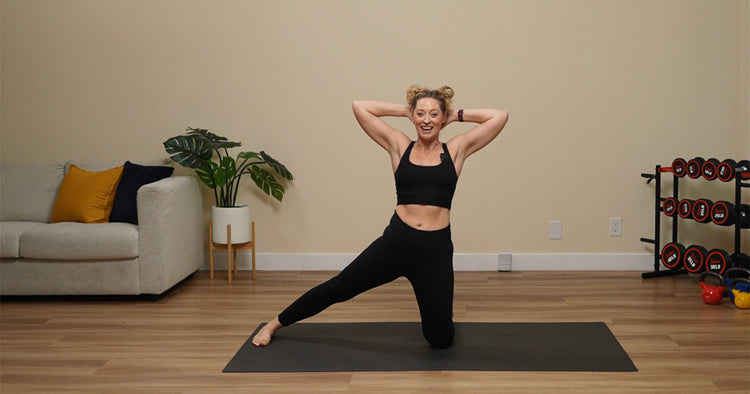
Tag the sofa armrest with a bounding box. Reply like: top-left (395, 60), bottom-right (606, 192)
top-left (136, 176), bottom-right (204, 294)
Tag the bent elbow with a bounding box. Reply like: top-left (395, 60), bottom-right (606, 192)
top-left (494, 110), bottom-right (509, 131)
top-left (499, 110), bottom-right (509, 123)
top-left (352, 100), bottom-right (365, 112)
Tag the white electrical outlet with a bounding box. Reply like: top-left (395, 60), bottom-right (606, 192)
top-left (498, 252), bottom-right (512, 271)
top-left (609, 217), bottom-right (622, 236)
top-left (550, 220), bottom-right (562, 239)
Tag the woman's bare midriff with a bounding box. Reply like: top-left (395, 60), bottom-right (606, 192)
top-left (395, 204), bottom-right (450, 230)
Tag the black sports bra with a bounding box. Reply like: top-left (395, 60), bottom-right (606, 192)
top-left (394, 141), bottom-right (458, 209)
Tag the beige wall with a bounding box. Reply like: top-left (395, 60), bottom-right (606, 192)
top-left (2, 0), bottom-right (748, 256)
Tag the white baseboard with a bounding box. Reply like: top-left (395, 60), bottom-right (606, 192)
top-left (202, 252), bottom-right (657, 271)
top-left (509, 253), bottom-right (656, 271)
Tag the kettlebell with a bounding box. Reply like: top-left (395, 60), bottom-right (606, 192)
top-left (730, 278), bottom-right (750, 309)
top-left (698, 272), bottom-right (726, 305)
top-left (724, 268), bottom-right (750, 301)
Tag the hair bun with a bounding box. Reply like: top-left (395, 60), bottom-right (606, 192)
top-left (406, 84), bottom-right (424, 107)
top-left (406, 84), bottom-right (455, 113)
top-left (439, 86), bottom-right (454, 101)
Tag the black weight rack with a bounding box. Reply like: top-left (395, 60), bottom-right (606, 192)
top-left (640, 162), bottom-right (749, 279)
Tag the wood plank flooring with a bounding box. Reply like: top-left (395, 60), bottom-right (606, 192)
top-left (1, 270), bottom-right (749, 393)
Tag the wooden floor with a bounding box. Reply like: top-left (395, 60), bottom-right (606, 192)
top-left (1, 270), bottom-right (748, 393)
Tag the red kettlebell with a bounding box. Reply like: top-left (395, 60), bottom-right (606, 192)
top-left (698, 271), bottom-right (726, 305)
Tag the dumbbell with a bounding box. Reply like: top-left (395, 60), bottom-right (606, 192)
top-left (678, 199), bottom-right (695, 219)
top-left (677, 198), bottom-right (695, 219)
top-left (662, 197), bottom-right (677, 217)
top-left (691, 198), bottom-right (713, 223)
top-left (672, 158), bottom-right (687, 177)
top-left (710, 201), bottom-right (750, 227)
top-left (717, 159), bottom-right (750, 182)
top-left (705, 249), bottom-right (731, 274)
top-left (717, 159), bottom-right (737, 182)
top-left (701, 158), bottom-right (721, 180)
top-left (731, 252), bottom-right (750, 270)
top-left (686, 157), bottom-right (704, 179)
top-left (684, 245), bottom-right (708, 273)
top-left (661, 242), bottom-right (686, 269)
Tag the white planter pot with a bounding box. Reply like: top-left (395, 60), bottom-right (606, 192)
top-left (212, 205), bottom-right (251, 244)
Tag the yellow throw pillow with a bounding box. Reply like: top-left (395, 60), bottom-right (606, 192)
top-left (51, 164), bottom-right (124, 223)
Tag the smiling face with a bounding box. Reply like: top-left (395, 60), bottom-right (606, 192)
top-left (411, 98), bottom-right (446, 139)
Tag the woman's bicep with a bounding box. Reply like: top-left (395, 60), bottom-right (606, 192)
top-left (352, 101), bottom-right (407, 153)
top-left (454, 110), bottom-right (508, 159)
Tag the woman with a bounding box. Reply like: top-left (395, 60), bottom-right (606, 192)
top-left (252, 85), bottom-right (509, 348)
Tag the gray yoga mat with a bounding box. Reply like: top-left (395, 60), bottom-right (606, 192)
top-left (224, 322), bottom-right (637, 372)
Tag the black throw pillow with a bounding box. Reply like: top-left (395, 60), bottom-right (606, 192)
top-left (109, 161), bottom-right (174, 224)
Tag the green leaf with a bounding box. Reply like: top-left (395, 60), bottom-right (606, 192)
top-left (163, 134), bottom-right (212, 169)
top-left (187, 127), bottom-right (241, 151)
top-left (260, 151), bottom-right (294, 180)
top-left (249, 165), bottom-right (286, 202)
top-left (186, 127), bottom-right (225, 141)
top-left (195, 166), bottom-right (216, 189)
top-left (237, 151), bottom-right (262, 161)
top-left (213, 156), bottom-right (237, 187)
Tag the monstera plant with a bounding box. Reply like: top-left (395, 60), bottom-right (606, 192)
top-left (163, 127), bottom-right (294, 207)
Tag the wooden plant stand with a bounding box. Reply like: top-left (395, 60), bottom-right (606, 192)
top-left (209, 221), bottom-right (255, 282)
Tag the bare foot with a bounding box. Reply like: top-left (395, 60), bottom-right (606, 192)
top-left (252, 317), bottom-right (282, 346)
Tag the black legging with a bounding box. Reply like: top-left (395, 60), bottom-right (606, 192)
top-left (278, 211), bottom-right (455, 348)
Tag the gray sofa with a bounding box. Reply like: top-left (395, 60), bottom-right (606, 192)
top-left (0, 161), bottom-right (204, 297)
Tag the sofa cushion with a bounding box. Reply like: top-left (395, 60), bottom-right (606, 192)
top-left (0, 163), bottom-right (65, 222)
top-left (19, 222), bottom-right (138, 260)
top-left (51, 165), bottom-right (124, 223)
top-left (0, 259), bottom-right (141, 295)
top-left (109, 161), bottom-right (174, 225)
top-left (66, 159), bottom-right (170, 173)
top-left (0, 222), bottom-right (48, 258)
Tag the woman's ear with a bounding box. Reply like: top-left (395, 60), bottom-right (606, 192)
top-left (408, 110), bottom-right (417, 124)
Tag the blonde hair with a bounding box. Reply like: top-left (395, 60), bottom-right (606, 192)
top-left (406, 85), bottom-right (454, 114)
